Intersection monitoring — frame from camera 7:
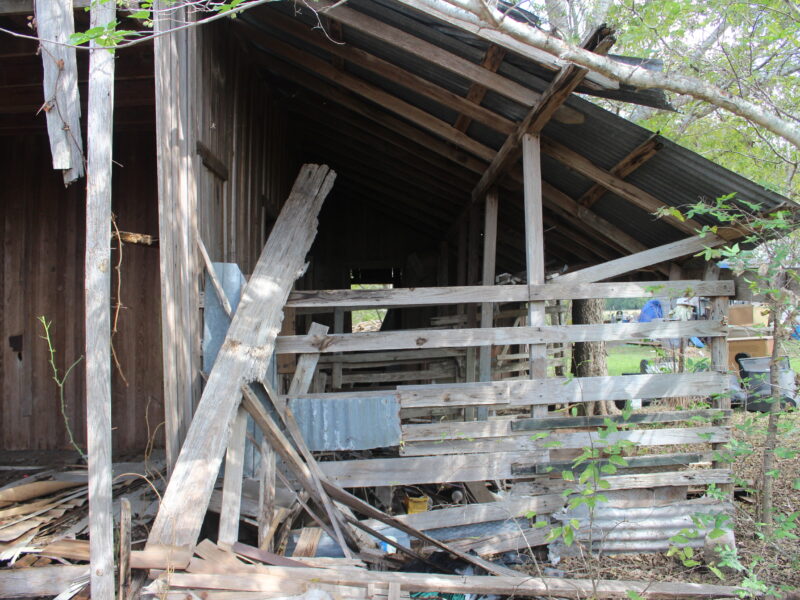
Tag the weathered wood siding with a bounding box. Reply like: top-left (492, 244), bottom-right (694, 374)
top-left (0, 131), bottom-right (162, 452)
top-left (194, 22), bottom-right (294, 272)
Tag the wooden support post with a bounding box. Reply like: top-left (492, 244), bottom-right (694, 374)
top-left (147, 165), bottom-right (336, 550)
top-left (84, 1), bottom-right (115, 597)
top-left (706, 264), bottom-right (733, 497)
top-left (154, 0), bottom-right (200, 474)
top-left (437, 241), bottom-right (449, 316)
top-left (465, 203), bottom-right (481, 417)
top-left (479, 190), bottom-right (499, 383)
top-left (34, 0), bottom-right (84, 184)
top-left (118, 498), bottom-right (132, 600)
top-left (218, 406), bottom-right (248, 548)
top-left (332, 308), bottom-right (344, 390)
top-left (523, 134), bottom-right (547, 418)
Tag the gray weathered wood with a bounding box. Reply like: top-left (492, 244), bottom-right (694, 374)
top-left (554, 235), bottom-right (727, 284)
top-left (154, 0), bottom-right (200, 473)
top-left (478, 190), bottom-right (498, 383)
top-left (401, 426), bottom-right (729, 456)
top-left (403, 409), bottom-right (730, 440)
top-left (522, 133), bottom-right (548, 418)
top-left (147, 165), bottom-right (336, 549)
top-left (34, 0), bottom-right (84, 184)
top-left (0, 565), bottom-right (89, 598)
top-left (119, 497), bottom-right (132, 600)
top-left (197, 232), bottom-right (233, 317)
top-left (84, 1), bottom-right (116, 596)
top-left (218, 407), bottom-right (248, 548)
top-left (397, 371), bottom-right (728, 408)
top-left (286, 280), bottom-right (733, 308)
top-left (275, 319), bottom-right (726, 354)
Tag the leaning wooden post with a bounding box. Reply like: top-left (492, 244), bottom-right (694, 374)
top-left (84, 0), bottom-right (116, 597)
top-left (147, 165), bottom-right (336, 550)
top-left (522, 134), bottom-right (547, 418)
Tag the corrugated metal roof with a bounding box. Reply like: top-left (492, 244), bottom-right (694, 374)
top-left (238, 0), bottom-right (789, 270)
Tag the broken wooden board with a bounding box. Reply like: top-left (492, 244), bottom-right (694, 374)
top-left (147, 164), bottom-right (336, 550)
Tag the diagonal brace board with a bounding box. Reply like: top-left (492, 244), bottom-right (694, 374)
top-left (147, 164), bottom-right (336, 550)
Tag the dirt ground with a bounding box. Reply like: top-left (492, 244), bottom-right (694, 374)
top-left (548, 410), bottom-right (800, 594)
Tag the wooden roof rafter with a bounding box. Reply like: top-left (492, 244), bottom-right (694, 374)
top-left (471, 25), bottom-right (615, 203)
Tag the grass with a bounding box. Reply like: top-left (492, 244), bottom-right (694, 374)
top-left (606, 343), bottom-right (661, 376)
top-left (606, 338), bottom-right (800, 376)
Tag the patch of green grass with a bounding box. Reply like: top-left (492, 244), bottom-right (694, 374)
top-left (606, 343), bottom-right (661, 376)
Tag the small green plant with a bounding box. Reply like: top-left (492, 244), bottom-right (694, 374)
top-left (38, 316), bottom-right (86, 461)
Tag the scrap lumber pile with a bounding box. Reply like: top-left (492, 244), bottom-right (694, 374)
top-left (0, 165), bottom-right (742, 598)
top-left (0, 461), bottom-right (163, 598)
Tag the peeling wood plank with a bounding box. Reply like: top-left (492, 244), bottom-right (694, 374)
top-left (34, 0), bottom-right (84, 184)
top-left (147, 165), bottom-right (336, 550)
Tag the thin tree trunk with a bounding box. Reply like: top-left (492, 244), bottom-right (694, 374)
top-left (571, 298), bottom-right (617, 415)
top-left (760, 308), bottom-right (782, 534)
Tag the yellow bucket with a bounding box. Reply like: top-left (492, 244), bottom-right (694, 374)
top-left (404, 495), bottom-right (430, 514)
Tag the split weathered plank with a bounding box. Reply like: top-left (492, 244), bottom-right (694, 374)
top-left (147, 164), bottom-right (336, 550)
top-left (513, 469), bottom-right (733, 496)
top-left (0, 565), bottom-right (90, 599)
top-left (286, 280), bottom-right (733, 308)
top-left (276, 320), bottom-right (725, 354)
top-left (401, 426), bottom-right (729, 456)
top-left (218, 407), bottom-right (248, 548)
top-left (84, 0), bottom-right (116, 596)
top-left (554, 235), bottom-right (726, 284)
top-left (360, 494), bottom-right (564, 532)
top-left (403, 409), bottom-right (730, 440)
top-left (144, 564), bottom-right (750, 598)
top-left (398, 371), bottom-right (728, 408)
top-left (318, 451), bottom-right (548, 487)
top-left (34, 0), bottom-right (84, 184)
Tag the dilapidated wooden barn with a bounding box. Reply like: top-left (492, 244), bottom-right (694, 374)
top-left (0, 0), bottom-right (791, 596)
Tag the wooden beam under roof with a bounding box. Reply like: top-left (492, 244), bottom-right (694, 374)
top-left (540, 137), bottom-right (722, 238)
top-left (579, 134), bottom-right (663, 207)
top-left (243, 37), bottom-right (680, 271)
top-left (299, 2), bottom-right (584, 125)
top-left (472, 25), bottom-right (615, 203)
top-left (454, 45), bottom-right (506, 132)
top-left (245, 14), bottom-right (515, 136)
top-left (236, 26), bottom-right (493, 160)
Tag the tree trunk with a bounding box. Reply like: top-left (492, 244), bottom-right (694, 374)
top-left (760, 307), bottom-right (782, 534)
top-left (571, 298), bottom-right (617, 415)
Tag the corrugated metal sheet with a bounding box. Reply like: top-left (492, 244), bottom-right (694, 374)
top-left (550, 498), bottom-right (734, 557)
top-left (240, 0), bottom-right (789, 265)
top-left (289, 395), bottom-right (402, 451)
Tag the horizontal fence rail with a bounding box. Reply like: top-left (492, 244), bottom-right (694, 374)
top-left (275, 320), bottom-right (726, 354)
top-left (286, 280), bottom-right (734, 309)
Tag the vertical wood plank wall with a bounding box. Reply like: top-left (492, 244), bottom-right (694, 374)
top-left (0, 132), bottom-right (163, 452)
top-left (194, 22), bottom-right (294, 272)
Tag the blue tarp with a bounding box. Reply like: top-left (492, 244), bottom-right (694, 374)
top-left (638, 299), bottom-right (664, 323)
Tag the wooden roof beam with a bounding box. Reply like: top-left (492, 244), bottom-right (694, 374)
top-left (243, 35), bottom-right (669, 273)
top-left (305, 1), bottom-right (584, 125)
top-left (244, 14), bottom-right (516, 136)
top-left (579, 134), bottom-right (663, 208)
top-left (540, 137), bottom-right (716, 238)
top-left (471, 26), bottom-right (615, 203)
top-left (454, 45), bottom-right (506, 132)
